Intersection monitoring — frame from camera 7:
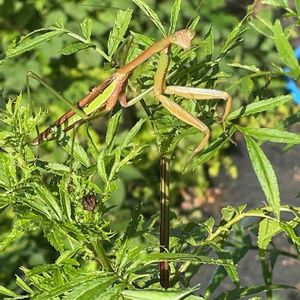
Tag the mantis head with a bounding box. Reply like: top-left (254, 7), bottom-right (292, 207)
top-left (172, 29), bottom-right (196, 50)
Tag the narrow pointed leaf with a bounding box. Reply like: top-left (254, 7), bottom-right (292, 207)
top-left (133, 0), bottom-right (166, 36)
top-left (122, 285), bottom-right (202, 300)
top-left (106, 110), bottom-right (122, 147)
top-left (169, 0), bottom-right (182, 34)
top-left (240, 127), bottom-right (300, 144)
top-left (215, 284), bottom-right (294, 300)
top-left (61, 42), bottom-right (94, 55)
top-left (1, 29), bottom-right (64, 62)
top-left (228, 95), bottom-right (292, 121)
top-left (258, 218), bottom-right (281, 249)
top-left (0, 285), bottom-right (19, 297)
top-left (80, 18), bottom-right (92, 41)
top-left (121, 119), bottom-right (145, 147)
top-left (108, 9), bottom-right (133, 57)
top-left (243, 134), bottom-right (280, 218)
top-left (273, 20), bottom-right (300, 71)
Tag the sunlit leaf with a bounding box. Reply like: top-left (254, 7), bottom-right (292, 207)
top-left (243, 134), bottom-right (280, 218)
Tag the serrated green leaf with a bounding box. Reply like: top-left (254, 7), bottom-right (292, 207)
top-left (240, 77), bottom-right (254, 99)
top-left (107, 9), bottom-right (133, 57)
top-left (0, 285), bottom-right (19, 297)
top-left (169, 0), bottom-right (182, 35)
top-left (130, 31), bottom-right (154, 47)
top-left (296, 0), bottom-right (300, 15)
top-left (97, 151), bottom-right (108, 183)
top-left (189, 16), bottom-right (200, 30)
top-left (215, 284), bottom-right (294, 300)
top-left (133, 0), bottom-right (166, 36)
top-left (56, 132), bottom-right (91, 167)
top-left (273, 20), bottom-right (300, 72)
top-left (280, 223), bottom-right (300, 246)
top-left (240, 127), bottom-right (300, 144)
top-left (16, 275), bottom-right (34, 294)
top-left (141, 252), bottom-right (233, 267)
top-left (106, 110), bottom-right (122, 147)
top-left (228, 63), bottom-right (261, 72)
top-left (34, 274), bottom-right (116, 300)
top-left (80, 18), bottom-right (92, 41)
top-left (121, 119), bottom-right (145, 147)
top-left (243, 134), bottom-right (280, 218)
top-left (258, 218), bottom-right (281, 250)
top-left (190, 127), bottom-right (236, 169)
top-left (228, 95), bottom-right (292, 121)
top-left (122, 287), bottom-right (204, 300)
top-left (261, 0), bottom-right (288, 7)
top-left (35, 185), bottom-right (63, 221)
top-left (61, 42), bottom-right (94, 55)
top-left (63, 276), bottom-right (116, 300)
top-left (203, 27), bottom-right (214, 56)
top-left (46, 162), bottom-right (70, 173)
top-left (2, 29), bottom-right (64, 62)
top-left (221, 22), bottom-right (246, 55)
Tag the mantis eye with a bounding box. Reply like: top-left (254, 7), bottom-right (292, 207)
top-left (173, 29), bottom-right (196, 50)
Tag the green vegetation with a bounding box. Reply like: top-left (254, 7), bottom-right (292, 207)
top-left (0, 0), bottom-right (300, 299)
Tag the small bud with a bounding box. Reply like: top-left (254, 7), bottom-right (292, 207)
top-left (82, 194), bottom-right (97, 211)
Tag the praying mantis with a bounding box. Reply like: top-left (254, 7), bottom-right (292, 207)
top-left (29, 28), bottom-right (232, 163)
top-left (28, 28), bottom-right (232, 289)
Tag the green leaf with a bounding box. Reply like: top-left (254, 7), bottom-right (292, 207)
top-left (141, 252), bottom-right (234, 267)
top-left (56, 132), bottom-right (91, 167)
top-left (296, 0), bottom-right (300, 15)
top-left (190, 127), bottom-right (236, 169)
top-left (107, 9), bottom-right (133, 57)
top-left (133, 0), bottom-right (166, 36)
top-left (228, 95), bottom-right (292, 121)
top-left (45, 162), bottom-right (70, 173)
top-left (122, 286), bottom-right (203, 300)
top-left (243, 134), bottom-right (280, 218)
top-left (261, 0), bottom-right (288, 7)
top-left (240, 127), bottom-right (300, 144)
top-left (273, 20), bottom-right (300, 71)
top-left (62, 276), bottom-right (116, 300)
top-left (16, 275), bottom-right (34, 294)
top-left (130, 31), bottom-right (154, 47)
top-left (0, 220), bottom-right (26, 251)
top-left (34, 274), bottom-right (117, 300)
top-left (0, 285), bottom-right (19, 297)
top-left (203, 27), bottom-right (214, 56)
top-left (221, 22), bottom-right (247, 55)
top-left (169, 0), bottom-right (182, 35)
top-left (121, 119), bottom-right (145, 147)
top-left (97, 151), bottom-right (108, 183)
top-left (258, 218), bottom-right (281, 249)
top-left (215, 284), bottom-right (294, 300)
top-left (1, 29), bottom-right (64, 63)
top-left (228, 63), bottom-right (261, 72)
top-left (189, 16), bottom-right (200, 30)
top-left (106, 110), bottom-right (122, 147)
top-left (35, 185), bottom-right (63, 221)
top-left (61, 42), bottom-right (94, 55)
top-left (240, 77), bottom-right (254, 99)
top-left (280, 223), bottom-right (300, 246)
top-left (80, 18), bottom-right (92, 41)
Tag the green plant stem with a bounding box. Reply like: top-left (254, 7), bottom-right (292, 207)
top-left (92, 240), bottom-right (113, 272)
top-left (160, 155), bottom-right (170, 289)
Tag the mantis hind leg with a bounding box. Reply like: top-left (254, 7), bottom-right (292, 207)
top-left (165, 86), bottom-right (232, 124)
top-left (155, 93), bottom-right (210, 163)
